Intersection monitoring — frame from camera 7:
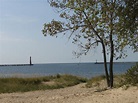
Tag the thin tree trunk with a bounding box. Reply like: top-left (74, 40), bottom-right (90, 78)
top-left (109, 3), bottom-right (114, 88)
top-left (83, 10), bottom-right (110, 87)
top-left (109, 34), bottom-right (114, 88)
top-left (102, 42), bottom-right (110, 87)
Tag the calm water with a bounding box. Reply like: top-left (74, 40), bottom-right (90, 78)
top-left (0, 62), bottom-right (136, 78)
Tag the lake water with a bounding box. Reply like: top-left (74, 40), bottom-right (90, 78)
top-left (0, 62), bottom-right (136, 78)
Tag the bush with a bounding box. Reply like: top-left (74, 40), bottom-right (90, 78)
top-left (123, 63), bottom-right (138, 86)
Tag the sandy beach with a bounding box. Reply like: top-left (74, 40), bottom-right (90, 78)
top-left (0, 83), bottom-right (137, 103)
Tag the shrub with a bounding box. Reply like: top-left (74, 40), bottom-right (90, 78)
top-left (123, 63), bottom-right (138, 86)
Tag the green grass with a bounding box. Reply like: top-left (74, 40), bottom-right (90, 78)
top-left (85, 75), bottom-right (106, 88)
top-left (85, 74), bottom-right (127, 88)
top-left (54, 75), bottom-right (87, 87)
top-left (0, 74), bottom-right (87, 93)
top-left (86, 74), bottom-right (138, 89)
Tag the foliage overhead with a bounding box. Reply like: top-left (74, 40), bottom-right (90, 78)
top-left (42, 0), bottom-right (138, 58)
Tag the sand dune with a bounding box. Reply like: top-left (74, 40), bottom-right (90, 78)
top-left (0, 83), bottom-right (138, 103)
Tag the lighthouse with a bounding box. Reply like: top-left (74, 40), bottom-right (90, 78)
top-left (30, 56), bottom-right (32, 65)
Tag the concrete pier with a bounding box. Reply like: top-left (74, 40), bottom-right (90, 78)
top-left (0, 64), bottom-right (33, 66)
top-left (0, 56), bottom-right (33, 66)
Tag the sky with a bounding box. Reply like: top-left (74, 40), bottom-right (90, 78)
top-left (0, 0), bottom-right (138, 64)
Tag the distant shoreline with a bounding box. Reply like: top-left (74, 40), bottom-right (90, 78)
top-left (34, 61), bottom-right (137, 65)
top-left (0, 62), bottom-right (137, 66)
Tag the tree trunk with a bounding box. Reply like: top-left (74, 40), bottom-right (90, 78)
top-left (109, 3), bottom-right (114, 88)
top-left (102, 42), bottom-right (110, 87)
top-left (109, 34), bottom-right (114, 88)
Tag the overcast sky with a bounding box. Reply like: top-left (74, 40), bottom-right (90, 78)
top-left (0, 0), bottom-right (138, 64)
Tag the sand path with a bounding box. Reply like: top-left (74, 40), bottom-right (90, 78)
top-left (0, 84), bottom-right (138, 103)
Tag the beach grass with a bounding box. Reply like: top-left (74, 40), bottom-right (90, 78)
top-left (85, 75), bottom-right (106, 88)
top-left (0, 74), bottom-right (127, 93)
top-left (0, 74), bottom-right (87, 93)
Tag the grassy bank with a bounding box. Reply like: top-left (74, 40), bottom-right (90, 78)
top-left (0, 74), bottom-right (125, 94)
top-left (0, 74), bottom-right (87, 93)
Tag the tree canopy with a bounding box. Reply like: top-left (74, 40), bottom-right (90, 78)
top-left (42, 0), bottom-right (138, 87)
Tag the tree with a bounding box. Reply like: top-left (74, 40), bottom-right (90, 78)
top-left (42, 0), bottom-right (138, 88)
top-left (118, 0), bottom-right (138, 53)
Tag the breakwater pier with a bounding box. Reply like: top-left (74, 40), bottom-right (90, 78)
top-left (0, 64), bottom-right (33, 66)
top-left (0, 56), bottom-right (33, 67)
